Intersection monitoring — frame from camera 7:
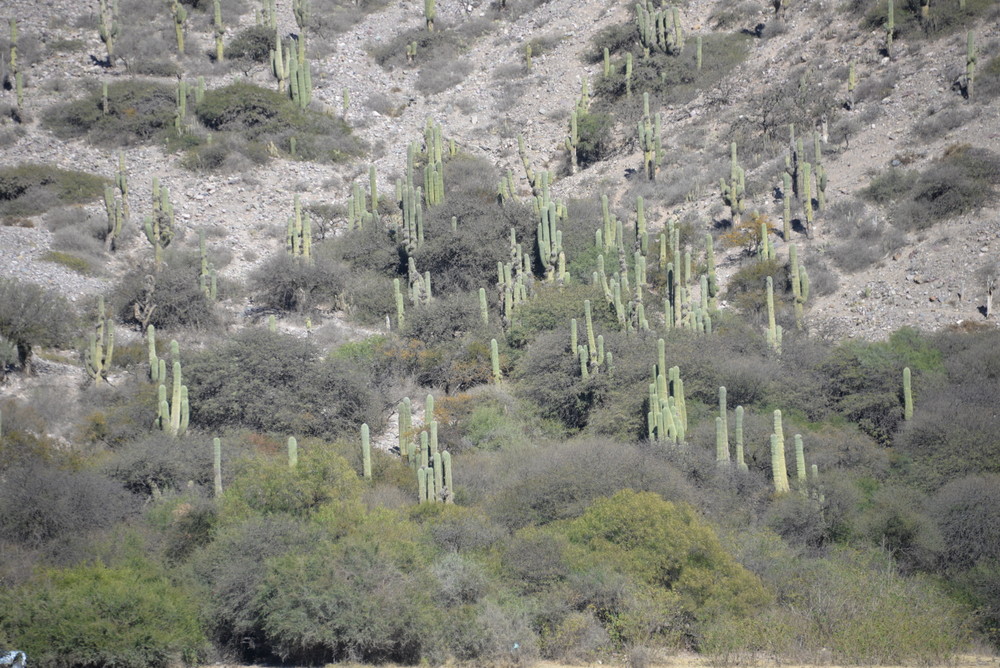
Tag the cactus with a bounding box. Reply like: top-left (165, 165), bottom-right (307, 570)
top-left (965, 31), bottom-right (976, 100)
top-left (794, 433), bottom-right (807, 489)
top-left (287, 436), bottom-right (298, 468)
top-left (213, 437), bottom-right (223, 496)
top-left (903, 366), bottom-right (913, 420)
top-left (286, 194), bottom-right (312, 260)
top-left (766, 276), bottom-right (778, 351)
top-left (490, 338), bottom-right (501, 383)
top-left (721, 142), bottom-right (746, 225)
top-left (171, 0), bottom-right (187, 55)
top-left (625, 52), bottom-right (633, 98)
top-left (425, 0), bottom-right (436, 32)
top-left (144, 178), bottom-right (174, 270)
top-left (735, 406), bottom-right (748, 472)
top-left (103, 186), bottom-right (124, 252)
top-left (85, 296), bottom-right (115, 385)
top-left (212, 0), bottom-right (225, 61)
top-left (716, 417), bottom-right (730, 465)
top-left (98, 0), bottom-right (120, 65)
top-left (8, 19), bottom-right (16, 82)
top-left (566, 110), bottom-right (579, 174)
top-left (361, 423), bottom-right (372, 480)
top-left (771, 410), bottom-right (789, 494)
top-left (157, 342), bottom-right (188, 437)
top-left (147, 324), bottom-right (159, 382)
top-left (885, 0), bottom-right (894, 57)
top-left (638, 96), bottom-right (662, 181)
top-left (293, 0), bottom-right (310, 33)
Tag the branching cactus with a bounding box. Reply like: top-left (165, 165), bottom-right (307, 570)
top-left (144, 178), bottom-right (174, 270)
top-left (103, 186), bottom-right (124, 252)
top-left (720, 142), bottom-right (746, 225)
top-left (98, 0), bottom-right (120, 65)
top-left (171, 0), bottom-right (187, 55)
top-left (157, 341), bottom-right (188, 437)
top-left (85, 296), bottom-right (115, 385)
top-left (286, 194), bottom-right (312, 260)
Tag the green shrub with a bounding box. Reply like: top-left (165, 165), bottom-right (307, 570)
top-left (114, 262), bottom-right (218, 331)
top-left (42, 79), bottom-right (176, 146)
top-left (249, 250), bottom-right (348, 313)
top-left (576, 111), bottom-right (613, 168)
top-left (0, 463), bottom-right (137, 549)
top-left (0, 163), bottom-right (107, 217)
top-left (0, 277), bottom-right (77, 374)
top-left (0, 560), bottom-right (207, 668)
top-left (226, 24), bottom-right (273, 62)
top-left (185, 329), bottom-right (382, 437)
top-left (40, 250), bottom-right (99, 275)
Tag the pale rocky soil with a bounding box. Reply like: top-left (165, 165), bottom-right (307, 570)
top-left (1, 0), bottom-right (999, 423)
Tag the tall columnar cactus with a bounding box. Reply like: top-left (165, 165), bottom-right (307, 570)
top-left (103, 186), bottom-right (124, 252)
top-left (802, 162), bottom-right (814, 237)
top-left (771, 411), bottom-right (790, 494)
top-left (965, 31), bottom-right (976, 100)
top-left (199, 230), bottom-right (217, 301)
top-left (490, 339), bottom-right (502, 383)
top-left (766, 276), bottom-right (778, 351)
top-left (171, 0), bottom-right (187, 55)
top-left (212, 437), bottom-right (223, 496)
top-left (566, 109), bottom-right (579, 175)
top-left (286, 194), bottom-right (312, 260)
top-left (147, 324), bottom-right (159, 382)
top-left (7, 19), bottom-right (17, 89)
top-left (794, 433), bottom-right (807, 489)
top-left (213, 0), bottom-right (225, 61)
top-left (638, 95), bottom-right (662, 181)
top-left (789, 245), bottom-right (808, 330)
top-left (735, 405), bottom-right (748, 472)
top-left (425, 0), bottom-right (436, 32)
top-left (721, 142), bottom-right (746, 225)
top-left (85, 296), bottom-right (115, 385)
top-left (98, 0), bottom-right (120, 65)
top-left (293, 0), bottom-right (310, 34)
top-left (144, 178), bottom-right (174, 270)
top-left (625, 52), bottom-right (633, 98)
top-left (157, 341), bottom-right (188, 437)
top-left (361, 423), bottom-right (372, 480)
top-left (287, 436), bottom-right (298, 468)
top-left (903, 367), bottom-right (913, 420)
top-left (716, 417), bottom-right (730, 466)
top-left (885, 0), bottom-right (894, 57)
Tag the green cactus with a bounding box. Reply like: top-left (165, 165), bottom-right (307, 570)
top-left (903, 366), bottom-right (913, 420)
top-left (157, 342), bottom-right (188, 437)
top-left (286, 194), bottom-right (312, 260)
top-left (213, 0), bottom-right (225, 61)
top-left (211, 437), bottom-right (223, 497)
top-left (98, 0), bottom-right (120, 65)
top-left (735, 406), bottom-right (748, 472)
top-left (766, 276), bottom-right (778, 351)
top-left (144, 178), bottom-right (174, 270)
top-left (638, 97), bottom-right (662, 181)
top-left (103, 186), bottom-right (124, 252)
top-left (361, 423), bottom-right (372, 480)
top-left (85, 296), bottom-right (115, 385)
top-left (425, 0), bottom-right (436, 31)
top-left (720, 142), bottom-right (746, 225)
top-left (147, 324), bottom-right (159, 382)
top-left (171, 0), bottom-right (187, 55)
top-left (293, 0), bottom-right (310, 33)
top-left (716, 416), bottom-right (730, 465)
top-left (287, 436), bottom-right (298, 468)
top-left (490, 338), bottom-right (501, 383)
top-left (965, 31), bottom-right (976, 100)
top-left (566, 110), bottom-right (579, 174)
top-left (771, 410), bottom-right (789, 494)
top-left (8, 19), bottom-right (17, 81)
top-left (794, 433), bottom-right (807, 489)
top-left (885, 0), bottom-right (894, 57)
top-left (625, 52), bottom-right (633, 98)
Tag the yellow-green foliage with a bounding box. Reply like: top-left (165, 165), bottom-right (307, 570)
top-left (0, 559), bottom-right (206, 668)
top-left (220, 445), bottom-right (362, 522)
top-left (562, 490), bottom-right (771, 623)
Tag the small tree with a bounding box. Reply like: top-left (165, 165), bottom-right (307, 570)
top-left (0, 278), bottom-right (76, 375)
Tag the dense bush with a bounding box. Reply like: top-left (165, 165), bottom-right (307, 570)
top-left (249, 251), bottom-right (349, 313)
top-left (0, 277), bottom-right (77, 374)
top-left (43, 80), bottom-right (176, 146)
top-left (0, 560), bottom-right (206, 668)
top-left (115, 262), bottom-right (218, 331)
top-left (185, 329), bottom-right (383, 437)
top-left (0, 164), bottom-right (107, 217)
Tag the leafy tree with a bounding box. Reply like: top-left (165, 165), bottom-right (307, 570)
top-left (0, 277), bottom-right (76, 375)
